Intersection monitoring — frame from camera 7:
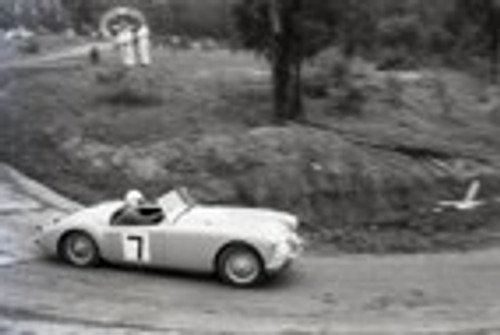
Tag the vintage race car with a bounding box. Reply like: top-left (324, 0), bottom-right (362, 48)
top-left (36, 188), bottom-right (303, 287)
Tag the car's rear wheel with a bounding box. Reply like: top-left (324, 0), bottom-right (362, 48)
top-left (217, 245), bottom-right (264, 287)
top-left (60, 232), bottom-right (100, 267)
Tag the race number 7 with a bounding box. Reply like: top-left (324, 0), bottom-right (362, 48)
top-left (127, 236), bottom-right (144, 260)
top-left (123, 232), bottom-right (150, 263)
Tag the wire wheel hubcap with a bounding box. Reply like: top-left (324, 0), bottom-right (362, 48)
top-left (225, 252), bottom-right (260, 284)
top-left (66, 235), bottom-right (95, 265)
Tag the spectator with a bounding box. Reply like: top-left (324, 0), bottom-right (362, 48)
top-left (136, 25), bottom-right (152, 66)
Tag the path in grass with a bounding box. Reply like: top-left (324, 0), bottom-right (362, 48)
top-left (0, 41), bottom-right (113, 70)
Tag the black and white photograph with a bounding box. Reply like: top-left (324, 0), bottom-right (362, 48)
top-left (1, 0), bottom-right (500, 334)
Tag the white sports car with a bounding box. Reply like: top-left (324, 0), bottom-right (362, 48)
top-left (36, 188), bottom-right (303, 287)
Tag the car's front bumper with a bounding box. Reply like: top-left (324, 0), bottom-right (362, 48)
top-left (33, 224), bottom-right (60, 256)
top-left (266, 236), bottom-right (304, 273)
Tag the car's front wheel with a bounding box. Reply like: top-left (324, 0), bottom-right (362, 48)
top-left (217, 245), bottom-right (264, 287)
top-left (60, 232), bottom-right (100, 267)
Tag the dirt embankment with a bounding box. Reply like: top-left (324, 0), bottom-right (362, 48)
top-left (2, 53), bottom-right (500, 252)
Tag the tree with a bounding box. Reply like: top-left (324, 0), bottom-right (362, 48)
top-left (268, 0), bottom-right (303, 121)
top-left (0, 7), bottom-right (15, 29)
top-left (446, 0), bottom-right (500, 80)
top-left (482, 0), bottom-right (500, 81)
top-left (60, 0), bottom-right (101, 33)
top-left (233, 0), bottom-right (375, 122)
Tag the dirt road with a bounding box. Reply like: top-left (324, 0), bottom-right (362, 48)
top-left (2, 164), bottom-right (500, 334)
top-left (0, 41), bottom-right (113, 70)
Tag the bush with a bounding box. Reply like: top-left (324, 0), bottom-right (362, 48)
top-left (377, 15), bottom-right (422, 51)
top-left (305, 52), bottom-right (367, 116)
top-left (333, 81), bottom-right (366, 117)
top-left (97, 70), bottom-right (163, 107)
top-left (377, 48), bottom-right (419, 71)
top-left (304, 48), bottom-right (365, 106)
top-left (17, 38), bottom-right (41, 54)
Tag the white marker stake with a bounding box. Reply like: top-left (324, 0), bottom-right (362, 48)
top-left (437, 180), bottom-right (483, 211)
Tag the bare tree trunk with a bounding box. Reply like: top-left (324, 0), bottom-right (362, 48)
top-left (288, 38), bottom-right (303, 120)
top-left (486, 1), bottom-right (500, 83)
top-left (269, 0), bottom-right (303, 123)
top-left (490, 40), bottom-right (499, 84)
top-left (271, 37), bottom-right (292, 121)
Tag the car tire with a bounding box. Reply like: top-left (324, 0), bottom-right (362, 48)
top-left (60, 232), bottom-right (100, 267)
top-left (217, 245), bottom-right (264, 287)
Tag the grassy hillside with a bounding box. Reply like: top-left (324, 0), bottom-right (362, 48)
top-left (3, 47), bottom-right (500, 253)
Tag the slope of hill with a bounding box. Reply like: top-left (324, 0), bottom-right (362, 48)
top-left (2, 48), bottom-right (500, 253)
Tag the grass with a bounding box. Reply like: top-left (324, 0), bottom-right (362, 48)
top-left (3, 45), bottom-right (500, 253)
top-left (0, 48), bottom-right (272, 198)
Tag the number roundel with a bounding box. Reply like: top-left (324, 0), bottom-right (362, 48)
top-left (99, 6), bottom-right (147, 38)
top-left (122, 232), bottom-right (151, 263)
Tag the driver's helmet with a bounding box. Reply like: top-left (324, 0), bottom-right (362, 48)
top-left (125, 190), bottom-right (145, 207)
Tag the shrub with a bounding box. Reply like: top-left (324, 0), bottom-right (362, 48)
top-left (302, 69), bottom-right (330, 99)
top-left (330, 80), bottom-right (366, 117)
top-left (324, 58), bottom-right (367, 117)
top-left (304, 48), bottom-right (368, 112)
top-left (17, 38), bottom-right (41, 54)
top-left (95, 68), bottom-right (127, 85)
top-left (97, 70), bottom-right (163, 107)
top-left (303, 48), bottom-right (348, 99)
top-left (377, 15), bottom-right (422, 51)
top-left (102, 86), bottom-right (162, 107)
top-left (377, 48), bottom-right (419, 71)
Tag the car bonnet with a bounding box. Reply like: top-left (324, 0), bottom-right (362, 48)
top-left (185, 206), bottom-right (297, 240)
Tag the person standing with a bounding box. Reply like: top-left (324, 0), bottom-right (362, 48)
top-left (116, 26), bottom-right (136, 67)
top-left (136, 25), bottom-right (152, 66)
top-left (123, 27), bottom-right (137, 67)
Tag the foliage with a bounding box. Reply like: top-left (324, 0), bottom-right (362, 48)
top-left (232, 0), bottom-right (377, 61)
top-left (17, 37), bottom-right (41, 54)
top-left (5, 0), bottom-right (500, 76)
top-left (57, 0), bottom-right (236, 38)
top-left (96, 69), bottom-right (163, 107)
top-left (0, 7), bottom-right (14, 29)
top-left (232, 0), bottom-right (375, 121)
top-left (377, 15), bottom-right (422, 51)
top-left (377, 48), bottom-right (419, 71)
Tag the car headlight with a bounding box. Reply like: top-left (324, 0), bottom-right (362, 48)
top-left (284, 216), bottom-right (299, 231)
top-left (276, 240), bottom-right (291, 257)
top-left (267, 242), bottom-right (284, 266)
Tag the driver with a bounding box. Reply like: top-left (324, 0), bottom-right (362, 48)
top-left (111, 190), bottom-right (164, 226)
top-left (125, 189), bottom-right (146, 208)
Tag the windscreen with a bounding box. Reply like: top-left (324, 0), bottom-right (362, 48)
top-left (157, 188), bottom-right (196, 223)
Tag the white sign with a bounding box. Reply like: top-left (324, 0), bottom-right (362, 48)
top-left (122, 232), bottom-right (151, 263)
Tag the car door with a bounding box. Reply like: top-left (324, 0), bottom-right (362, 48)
top-left (101, 206), bottom-right (167, 266)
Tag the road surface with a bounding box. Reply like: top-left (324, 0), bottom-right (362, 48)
top-left (3, 163), bottom-right (500, 334)
top-left (0, 41), bottom-right (113, 70)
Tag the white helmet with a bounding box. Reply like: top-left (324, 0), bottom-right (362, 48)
top-left (125, 189), bottom-right (144, 207)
